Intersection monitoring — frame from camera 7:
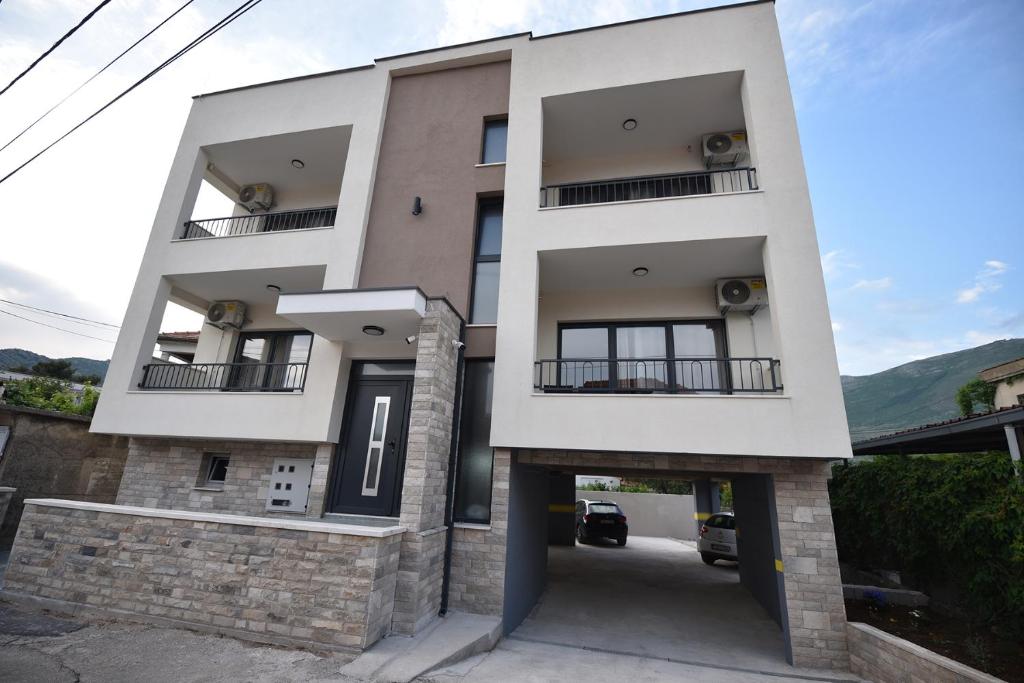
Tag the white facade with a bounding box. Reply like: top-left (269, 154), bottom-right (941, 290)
top-left (92, 1), bottom-right (851, 461)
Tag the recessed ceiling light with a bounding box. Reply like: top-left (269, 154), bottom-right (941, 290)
top-left (291, 159), bottom-right (305, 169)
top-left (362, 325), bottom-right (385, 336)
top-left (622, 118), bottom-right (638, 131)
top-left (632, 266), bottom-right (649, 277)
top-left (265, 284), bottom-right (281, 292)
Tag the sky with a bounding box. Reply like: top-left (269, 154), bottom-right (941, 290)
top-left (0, 0), bottom-right (1021, 376)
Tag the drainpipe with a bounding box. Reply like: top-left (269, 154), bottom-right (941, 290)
top-left (439, 319), bottom-right (467, 616)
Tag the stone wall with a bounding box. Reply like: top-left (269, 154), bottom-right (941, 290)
top-left (847, 622), bottom-right (1002, 683)
top-left (448, 449), bottom-right (510, 616)
top-left (0, 405), bottom-right (128, 548)
top-left (517, 449), bottom-right (849, 671)
top-left (116, 437), bottom-right (327, 518)
top-left (4, 500), bottom-right (403, 651)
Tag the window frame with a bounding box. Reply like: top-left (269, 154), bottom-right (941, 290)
top-left (452, 358), bottom-right (496, 525)
top-left (197, 452), bottom-right (230, 489)
top-left (556, 319), bottom-right (729, 393)
top-left (480, 116), bottom-right (508, 164)
top-left (468, 199), bottom-right (504, 324)
top-left (230, 329), bottom-right (313, 391)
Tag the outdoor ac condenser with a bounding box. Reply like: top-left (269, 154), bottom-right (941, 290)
top-left (716, 277), bottom-right (768, 313)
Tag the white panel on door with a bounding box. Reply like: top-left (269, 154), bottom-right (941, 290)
top-left (361, 396), bottom-right (391, 497)
top-left (266, 458), bottom-right (314, 512)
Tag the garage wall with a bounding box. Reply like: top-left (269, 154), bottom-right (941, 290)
top-left (575, 490), bottom-right (696, 540)
top-left (732, 473), bottom-right (785, 629)
top-left (503, 456), bottom-right (549, 633)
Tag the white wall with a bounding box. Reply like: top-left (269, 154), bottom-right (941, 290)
top-left (543, 148), bottom-right (705, 186)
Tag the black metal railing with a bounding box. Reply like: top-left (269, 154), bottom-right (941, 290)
top-left (539, 168), bottom-right (758, 208)
top-left (179, 206), bottom-right (337, 239)
top-left (533, 357), bottom-right (781, 394)
top-left (139, 362), bottom-right (308, 391)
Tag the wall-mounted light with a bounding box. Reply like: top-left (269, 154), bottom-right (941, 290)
top-left (362, 325), bottom-right (385, 336)
top-left (405, 335), bottom-right (418, 345)
top-left (291, 159), bottom-right (305, 169)
top-left (632, 266), bottom-right (649, 277)
top-left (412, 196), bottom-right (423, 215)
top-left (622, 118), bottom-right (638, 131)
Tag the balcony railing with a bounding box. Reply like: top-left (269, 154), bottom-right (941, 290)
top-left (539, 168), bottom-right (758, 208)
top-left (179, 206), bottom-right (337, 240)
top-left (139, 362), bottom-right (308, 392)
top-left (533, 357), bottom-right (781, 394)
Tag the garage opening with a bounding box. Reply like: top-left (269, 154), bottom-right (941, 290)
top-left (503, 458), bottom-right (794, 674)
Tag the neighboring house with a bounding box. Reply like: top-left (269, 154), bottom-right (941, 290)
top-left (4, 2), bottom-right (852, 671)
top-left (979, 357), bottom-right (1024, 410)
top-left (154, 330), bottom-right (200, 363)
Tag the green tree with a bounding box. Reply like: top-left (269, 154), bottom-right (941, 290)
top-left (956, 378), bottom-right (996, 416)
top-left (31, 359), bottom-right (75, 380)
top-left (2, 376), bottom-right (99, 416)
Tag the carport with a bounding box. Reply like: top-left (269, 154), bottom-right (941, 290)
top-left (502, 458), bottom-right (800, 676)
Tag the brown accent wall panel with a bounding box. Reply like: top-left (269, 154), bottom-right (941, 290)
top-left (358, 61), bottom-right (511, 319)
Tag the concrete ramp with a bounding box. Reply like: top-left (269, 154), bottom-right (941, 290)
top-left (340, 613), bottom-right (502, 683)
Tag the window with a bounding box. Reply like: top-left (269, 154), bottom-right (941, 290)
top-left (231, 330), bottom-right (312, 390)
top-left (453, 361), bottom-right (495, 524)
top-left (198, 453), bottom-right (229, 489)
top-left (588, 503), bottom-right (622, 515)
top-left (469, 201), bottom-right (503, 324)
top-left (556, 320), bottom-right (726, 392)
top-left (481, 118), bottom-right (508, 164)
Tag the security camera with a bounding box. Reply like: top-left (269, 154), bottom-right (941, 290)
top-left (451, 340), bottom-right (466, 350)
top-left (405, 335), bottom-right (417, 345)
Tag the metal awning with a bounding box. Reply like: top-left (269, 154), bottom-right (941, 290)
top-left (276, 287), bottom-right (427, 342)
top-left (852, 405), bottom-right (1024, 459)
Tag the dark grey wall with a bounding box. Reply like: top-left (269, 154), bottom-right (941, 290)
top-left (548, 472), bottom-right (575, 546)
top-left (732, 473), bottom-right (785, 629)
top-left (503, 456), bottom-right (549, 634)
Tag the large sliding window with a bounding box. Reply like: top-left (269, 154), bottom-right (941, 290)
top-left (469, 200), bottom-right (503, 324)
top-left (231, 330), bottom-right (312, 390)
top-left (556, 320), bottom-right (727, 393)
top-left (453, 361), bottom-right (495, 524)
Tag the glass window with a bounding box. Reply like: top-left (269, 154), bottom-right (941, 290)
top-left (232, 331), bottom-right (312, 390)
top-left (588, 503), bottom-right (622, 514)
top-left (481, 118), bottom-right (508, 164)
top-left (672, 322), bottom-right (724, 392)
top-left (453, 361), bottom-right (495, 524)
top-left (198, 453), bottom-right (229, 489)
top-left (616, 326), bottom-right (668, 390)
top-left (559, 327), bottom-right (610, 389)
top-left (470, 201), bottom-right (503, 324)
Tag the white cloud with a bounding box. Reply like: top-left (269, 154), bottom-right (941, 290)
top-left (851, 276), bottom-right (892, 291)
top-left (956, 260), bottom-right (1009, 304)
top-left (831, 321), bottom-right (842, 333)
top-left (820, 248), bottom-right (858, 280)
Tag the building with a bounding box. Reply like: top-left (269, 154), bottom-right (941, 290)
top-left (980, 357), bottom-right (1024, 410)
top-left (4, 1), bottom-right (852, 672)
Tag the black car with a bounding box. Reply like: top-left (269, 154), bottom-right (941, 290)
top-left (575, 499), bottom-right (628, 546)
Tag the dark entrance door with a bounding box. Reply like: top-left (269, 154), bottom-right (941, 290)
top-left (329, 376), bottom-right (412, 517)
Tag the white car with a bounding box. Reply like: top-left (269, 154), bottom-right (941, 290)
top-left (697, 511), bottom-right (737, 565)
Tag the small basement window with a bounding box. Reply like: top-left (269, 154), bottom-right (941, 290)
top-left (197, 453), bottom-right (229, 489)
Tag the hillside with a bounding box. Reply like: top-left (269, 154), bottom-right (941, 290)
top-left (0, 348), bottom-right (109, 383)
top-left (842, 338), bottom-right (1024, 441)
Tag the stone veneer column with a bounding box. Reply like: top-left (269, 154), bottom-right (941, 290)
top-left (773, 462), bottom-right (849, 670)
top-left (392, 299), bottom-right (461, 634)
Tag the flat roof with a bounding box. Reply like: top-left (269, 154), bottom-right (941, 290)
top-left (194, 0), bottom-right (774, 99)
top-left (851, 405), bottom-right (1024, 456)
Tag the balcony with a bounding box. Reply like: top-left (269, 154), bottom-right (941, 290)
top-left (540, 168), bottom-right (757, 208)
top-left (138, 361), bottom-right (308, 392)
top-left (534, 357), bottom-right (781, 394)
top-left (179, 206), bottom-right (337, 240)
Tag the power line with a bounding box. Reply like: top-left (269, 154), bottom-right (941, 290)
top-left (0, 308), bottom-right (116, 343)
top-left (1, 0), bottom-right (198, 154)
top-left (0, 298), bottom-right (120, 329)
top-left (0, 0), bottom-right (112, 99)
top-left (0, 0), bottom-right (264, 186)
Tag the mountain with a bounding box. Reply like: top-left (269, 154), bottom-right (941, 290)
top-left (0, 348), bottom-right (109, 383)
top-left (842, 338), bottom-right (1024, 442)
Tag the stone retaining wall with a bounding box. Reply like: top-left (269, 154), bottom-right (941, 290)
top-left (3, 500), bottom-right (404, 650)
top-left (847, 622), bottom-right (1002, 683)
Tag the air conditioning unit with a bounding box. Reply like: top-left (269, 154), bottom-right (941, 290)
top-left (237, 183), bottom-right (274, 213)
top-left (702, 131), bottom-right (749, 168)
top-left (716, 277), bottom-right (768, 312)
top-left (205, 300), bottom-right (246, 329)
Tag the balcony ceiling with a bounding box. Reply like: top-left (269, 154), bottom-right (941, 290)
top-left (203, 125), bottom-right (351, 197)
top-left (276, 288), bottom-right (427, 342)
top-left (539, 237), bottom-right (764, 293)
top-left (167, 265), bottom-right (327, 309)
top-left (542, 71), bottom-right (745, 163)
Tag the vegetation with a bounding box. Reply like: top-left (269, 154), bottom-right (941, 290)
top-left (0, 348), bottom-right (108, 384)
top-left (955, 378), bottom-right (997, 416)
top-left (829, 453), bottom-right (1024, 639)
top-left (580, 479), bottom-right (694, 494)
top-left (6, 357), bottom-right (104, 385)
top-left (1, 376), bottom-right (99, 416)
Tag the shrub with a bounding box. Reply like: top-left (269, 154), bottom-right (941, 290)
top-left (955, 378), bottom-right (997, 416)
top-left (829, 454), bottom-right (1024, 637)
top-left (1, 376), bottom-right (99, 417)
